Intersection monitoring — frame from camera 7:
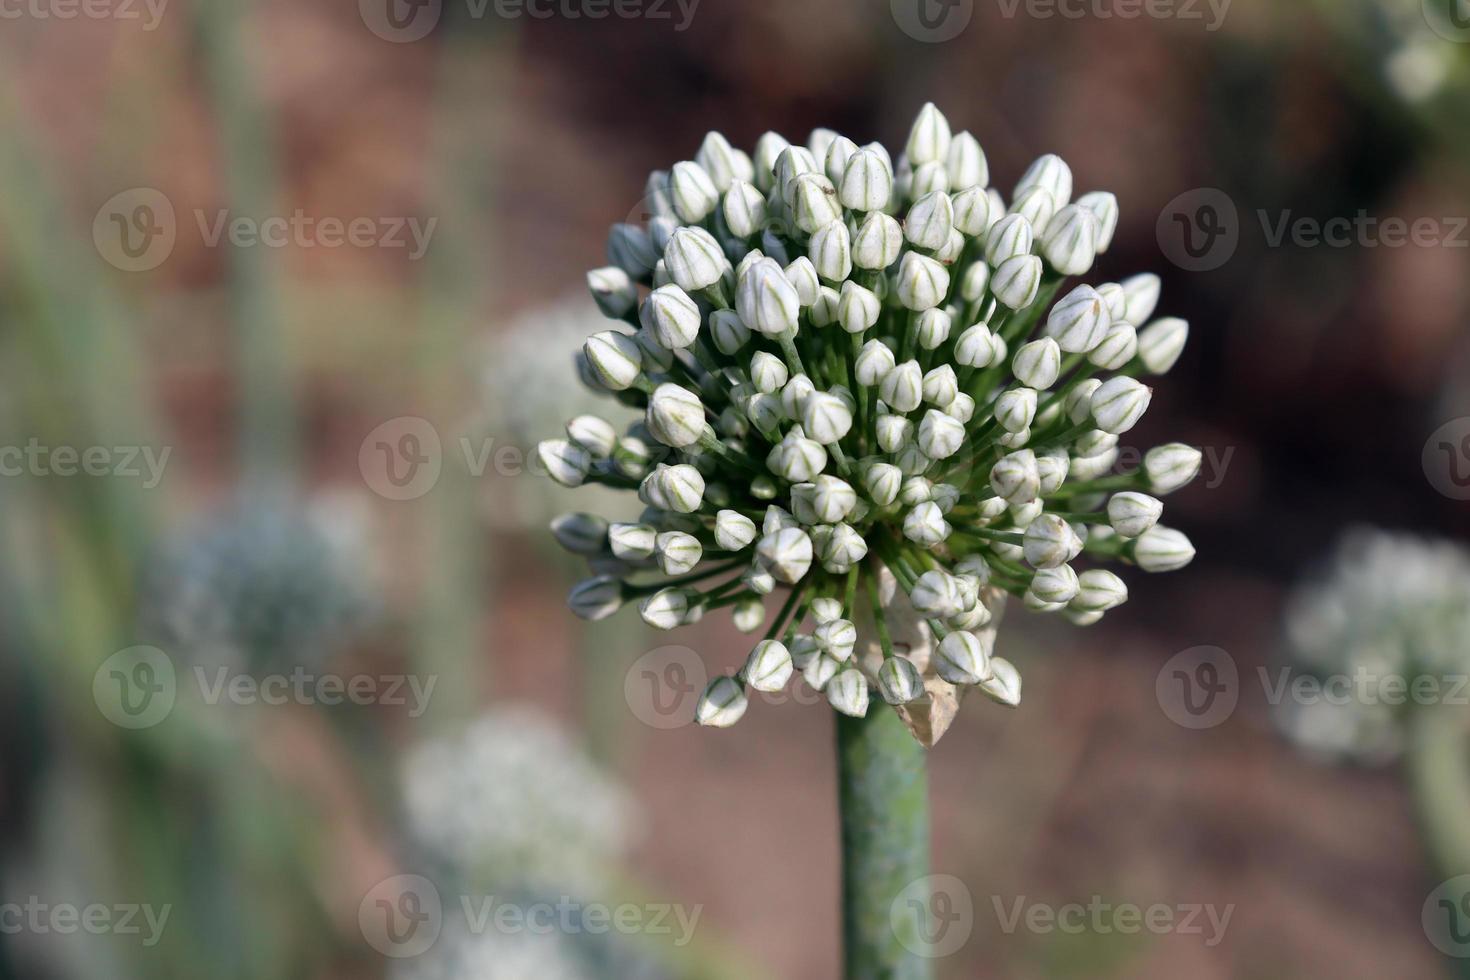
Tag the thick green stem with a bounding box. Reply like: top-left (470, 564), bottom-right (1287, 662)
top-left (837, 706), bottom-right (933, 980)
top-left (1405, 706), bottom-right (1470, 978)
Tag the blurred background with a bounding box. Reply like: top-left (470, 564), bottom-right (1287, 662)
top-left (1, 0), bottom-right (1469, 977)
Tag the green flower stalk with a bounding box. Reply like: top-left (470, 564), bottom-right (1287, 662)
top-left (540, 103), bottom-right (1200, 977)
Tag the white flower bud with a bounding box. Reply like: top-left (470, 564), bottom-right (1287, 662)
top-left (978, 657), bottom-right (1021, 706)
top-left (864, 463), bottom-right (903, 507)
top-left (696, 131), bottom-right (741, 191)
top-left (946, 393), bottom-right (976, 423)
top-left (895, 252), bottom-right (951, 312)
top-left (937, 631), bottom-right (991, 685)
top-left (709, 309), bottom-right (750, 354)
top-left (922, 364), bottom-right (958, 406)
top-left (781, 373), bottom-right (817, 418)
top-left (954, 323), bottom-right (998, 368)
top-left (567, 416), bottom-right (617, 458)
top-left (1144, 443), bottom-right (1202, 494)
top-left (732, 598), bottom-right (766, 633)
top-left (852, 211), bottom-right (903, 270)
top-left (914, 309), bottom-right (953, 351)
top-left (709, 510), bottom-right (755, 552)
top-left (819, 134), bottom-right (857, 182)
top-left (660, 463), bottom-right (707, 513)
top-left (854, 339), bottom-right (896, 386)
top-left (764, 506), bottom-right (797, 535)
top-left (905, 191), bottom-right (954, 251)
top-left (955, 554), bottom-right (991, 587)
top-left (1042, 204), bottom-right (1100, 276)
top-left (1030, 563), bottom-right (1080, 603)
top-left (634, 327), bottom-right (674, 373)
top-left (815, 618), bottom-right (857, 661)
top-left (985, 213), bottom-right (1034, 265)
top-left (655, 531), bottom-right (703, 575)
top-left (1073, 569), bottom-right (1128, 611)
top-left (1014, 153), bottom-right (1073, 208)
top-left (803, 652), bottom-right (839, 691)
top-left (587, 266), bottom-right (637, 318)
top-left (785, 257), bottom-right (821, 306)
top-left (550, 512), bottom-right (609, 555)
top-left (1090, 377), bottom-right (1152, 435)
top-left (918, 409), bottom-right (965, 459)
top-left (995, 387), bottom-right (1038, 433)
top-left (1036, 451), bottom-right (1070, 496)
top-left (1045, 284), bottom-right (1108, 353)
top-left (1089, 321), bottom-right (1138, 370)
top-left (1024, 514), bottom-right (1084, 568)
top-left (801, 599), bottom-right (838, 625)
top-left (1095, 281), bottom-right (1129, 320)
top-left (743, 640), bottom-right (794, 693)
top-left (1133, 525), bottom-right (1195, 572)
top-left (905, 502), bottom-right (952, 549)
top-left (671, 161), bottom-right (719, 223)
top-left (826, 668), bottom-right (870, 717)
top-left (647, 383), bottom-right (708, 448)
top-left (937, 229), bottom-right (965, 264)
top-left (1010, 186), bottom-right (1058, 234)
top-left (1077, 191), bottom-right (1119, 252)
top-left (952, 189), bottom-right (991, 239)
top-left (906, 102), bottom-right (952, 166)
top-left (1066, 378), bottom-right (1102, 425)
top-left (609, 522), bottom-right (657, 561)
top-left (538, 439), bottom-right (590, 487)
top-left (774, 146), bottom-right (819, 206)
top-left (1121, 273), bottom-right (1162, 325)
top-left (583, 330), bottom-right (643, 390)
top-left (808, 220), bottom-right (852, 283)
top-left (802, 392), bottom-right (854, 445)
top-left (1107, 491), bottom-right (1162, 537)
top-left (640, 588), bottom-right (689, 630)
top-left (665, 227), bottom-right (728, 293)
top-left (811, 285), bottom-right (841, 327)
top-left (568, 576), bottom-right (623, 621)
top-left (643, 285), bottom-right (702, 350)
top-left (723, 179), bottom-right (767, 239)
top-left (751, 131), bottom-right (791, 188)
top-left (649, 217), bottom-right (677, 255)
top-left (877, 657), bottom-right (924, 705)
top-left (998, 427), bottom-right (1031, 449)
top-left (876, 413), bottom-right (913, 453)
top-left (1070, 446), bottom-right (1120, 481)
top-left (790, 173), bottom-right (842, 234)
top-left (767, 434), bottom-right (826, 482)
top-left (991, 449), bottom-right (1040, 504)
top-left (880, 360), bottom-right (924, 413)
top-left (737, 258), bottom-right (800, 337)
top-left (840, 149), bottom-right (893, 213)
top-left (743, 564), bottom-right (776, 596)
top-left (900, 477), bottom-right (933, 506)
top-left (749, 351), bottom-right (789, 394)
top-left (813, 475), bottom-right (858, 523)
top-left (1013, 338), bottom-right (1062, 390)
top-left (756, 527), bottom-right (813, 583)
top-left (992, 255), bottom-right (1042, 310)
top-left (910, 569), bottom-right (964, 618)
top-left (910, 161), bottom-right (949, 200)
top-left (822, 524), bottom-right (868, 573)
top-left (1138, 317), bottom-right (1189, 374)
top-left (696, 675), bottom-right (748, 727)
top-left (836, 281), bottom-right (880, 335)
top-left (608, 223), bottom-right (659, 278)
top-left (745, 392), bottom-right (784, 433)
top-left (946, 131), bottom-right (988, 189)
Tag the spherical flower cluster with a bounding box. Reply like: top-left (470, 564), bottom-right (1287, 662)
top-left (402, 706), bottom-right (638, 896)
top-left (540, 104), bottom-right (1200, 734)
top-left (1278, 528), bottom-right (1470, 763)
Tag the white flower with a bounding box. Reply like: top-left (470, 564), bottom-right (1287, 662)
top-left (756, 526), bottom-right (813, 582)
top-left (911, 569), bottom-right (966, 617)
top-left (1014, 153), bottom-right (1073, 208)
top-left (905, 102), bottom-right (952, 166)
top-left (1138, 317), bottom-right (1189, 374)
top-left (826, 668), bottom-right (870, 717)
top-left (1042, 204), bottom-right (1100, 276)
top-left (1133, 526), bottom-right (1196, 572)
top-left (840, 149), bottom-right (893, 213)
top-left (803, 392), bottom-right (854, 445)
top-left (985, 213), bottom-right (1034, 265)
top-left (936, 631), bottom-right (991, 685)
top-left (904, 501), bottom-right (951, 546)
top-left (664, 226), bottom-right (728, 293)
top-left (1108, 492), bottom-right (1163, 538)
top-left (878, 657), bottom-right (925, 705)
top-left (1090, 377), bottom-right (1152, 434)
top-left (813, 475), bottom-right (858, 522)
top-left (1045, 285), bottom-right (1108, 354)
top-left (918, 410), bottom-right (965, 459)
top-left (640, 588), bottom-right (689, 630)
top-left (1077, 191), bottom-right (1119, 252)
top-left (1030, 563), bottom-right (1080, 604)
top-left (723, 180), bottom-right (767, 239)
top-left (1072, 569), bottom-right (1128, 611)
top-left (895, 252), bottom-right (951, 312)
top-left (978, 657), bottom-right (1022, 707)
top-left (568, 576), bottom-right (623, 621)
top-left (880, 360), bottom-right (925, 413)
top-left (566, 416), bottom-right (617, 458)
top-left (1023, 514), bottom-right (1083, 569)
top-left (852, 212), bottom-right (903, 270)
top-left (743, 640), bottom-right (794, 692)
top-left (670, 160), bottom-right (719, 223)
top-left (582, 330), bottom-right (643, 390)
top-left (915, 308), bottom-right (953, 350)
top-left (737, 258), bottom-right (800, 337)
top-left (854, 339), bottom-right (896, 386)
top-left (642, 284), bottom-right (702, 350)
top-left (608, 522), bottom-right (657, 561)
top-left (809, 220), bottom-right (852, 282)
top-left (696, 675), bottom-right (749, 727)
top-left (1013, 338), bottom-right (1062, 389)
top-left (655, 531), bottom-right (702, 575)
top-left (607, 223), bottom-right (659, 278)
top-left (947, 131), bottom-right (988, 189)
top-left (647, 383), bottom-right (707, 447)
top-left (1121, 272), bottom-right (1162, 325)
top-left (922, 364), bottom-right (959, 406)
top-left (815, 618), bottom-right (858, 661)
top-left (905, 191), bottom-right (954, 250)
top-left (537, 439), bottom-right (590, 487)
top-left (586, 266), bottom-right (637, 318)
top-left (1144, 443), bottom-right (1203, 494)
top-left (992, 255), bottom-right (1042, 310)
top-left (1089, 321), bottom-right (1138, 370)
top-left (990, 449), bottom-right (1040, 505)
